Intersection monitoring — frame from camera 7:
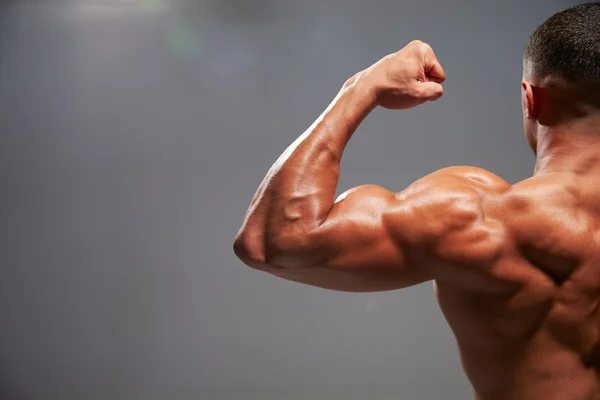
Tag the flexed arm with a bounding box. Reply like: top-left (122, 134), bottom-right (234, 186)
top-left (233, 41), bottom-right (504, 292)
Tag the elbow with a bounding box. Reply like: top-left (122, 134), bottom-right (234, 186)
top-left (233, 230), bottom-right (265, 267)
top-left (234, 228), bottom-right (313, 270)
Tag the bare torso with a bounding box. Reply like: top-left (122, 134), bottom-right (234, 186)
top-left (232, 40), bottom-right (600, 400)
top-left (435, 171), bottom-right (600, 400)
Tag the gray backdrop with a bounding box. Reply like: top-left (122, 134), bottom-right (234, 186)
top-left (0, 0), bottom-right (583, 399)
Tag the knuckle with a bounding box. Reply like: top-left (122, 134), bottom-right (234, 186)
top-left (418, 42), bottom-right (432, 54)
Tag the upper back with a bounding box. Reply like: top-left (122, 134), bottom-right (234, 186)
top-left (427, 167), bottom-right (600, 294)
top-left (430, 168), bottom-right (600, 397)
top-left (423, 168), bottom-right (600, 398)
top-left (504, 173), bottom-right (600, 276)
top-left (500, 173), bottom-right (600, 356)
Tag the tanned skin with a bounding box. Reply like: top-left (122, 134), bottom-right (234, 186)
top-left (233, 40), bottom-right (600, 399)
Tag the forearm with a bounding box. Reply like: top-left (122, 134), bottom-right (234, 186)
top-left (234, 74), bottom-right (379, 263)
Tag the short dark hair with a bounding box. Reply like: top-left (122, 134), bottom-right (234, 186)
top-left (524, 2), bottom-right (600, 86)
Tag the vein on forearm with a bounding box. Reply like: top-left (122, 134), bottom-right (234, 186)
top-left (239, 79), bottom-right (377, 254)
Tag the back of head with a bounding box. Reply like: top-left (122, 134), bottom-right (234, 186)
top-left (524, 2), bottom-right (600, 108)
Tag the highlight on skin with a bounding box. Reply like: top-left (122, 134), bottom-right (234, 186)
top-left (235, 3), bottom-right (600, 399)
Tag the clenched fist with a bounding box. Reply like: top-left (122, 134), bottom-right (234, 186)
top-left (354, 40), bottom-right (447, 110)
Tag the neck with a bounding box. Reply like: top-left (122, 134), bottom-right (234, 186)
top-left (534, 119), bottom-right (600, 176)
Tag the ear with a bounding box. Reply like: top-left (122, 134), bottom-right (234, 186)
top-left (521, 81), bottom-right (537, 119)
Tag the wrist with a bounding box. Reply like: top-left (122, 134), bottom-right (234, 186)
top-left (342, 71), bottom-right (381, 109)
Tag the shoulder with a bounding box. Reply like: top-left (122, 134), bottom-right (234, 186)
top-left (388, 166), bottom-right (510, 263)
top-left (415, 166), bottom-right (510, 192)
top-left (394, 166), bottom-right (510, 219)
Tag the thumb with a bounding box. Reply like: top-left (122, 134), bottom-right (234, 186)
top-left (418, 81), bottom-right (444, 101)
